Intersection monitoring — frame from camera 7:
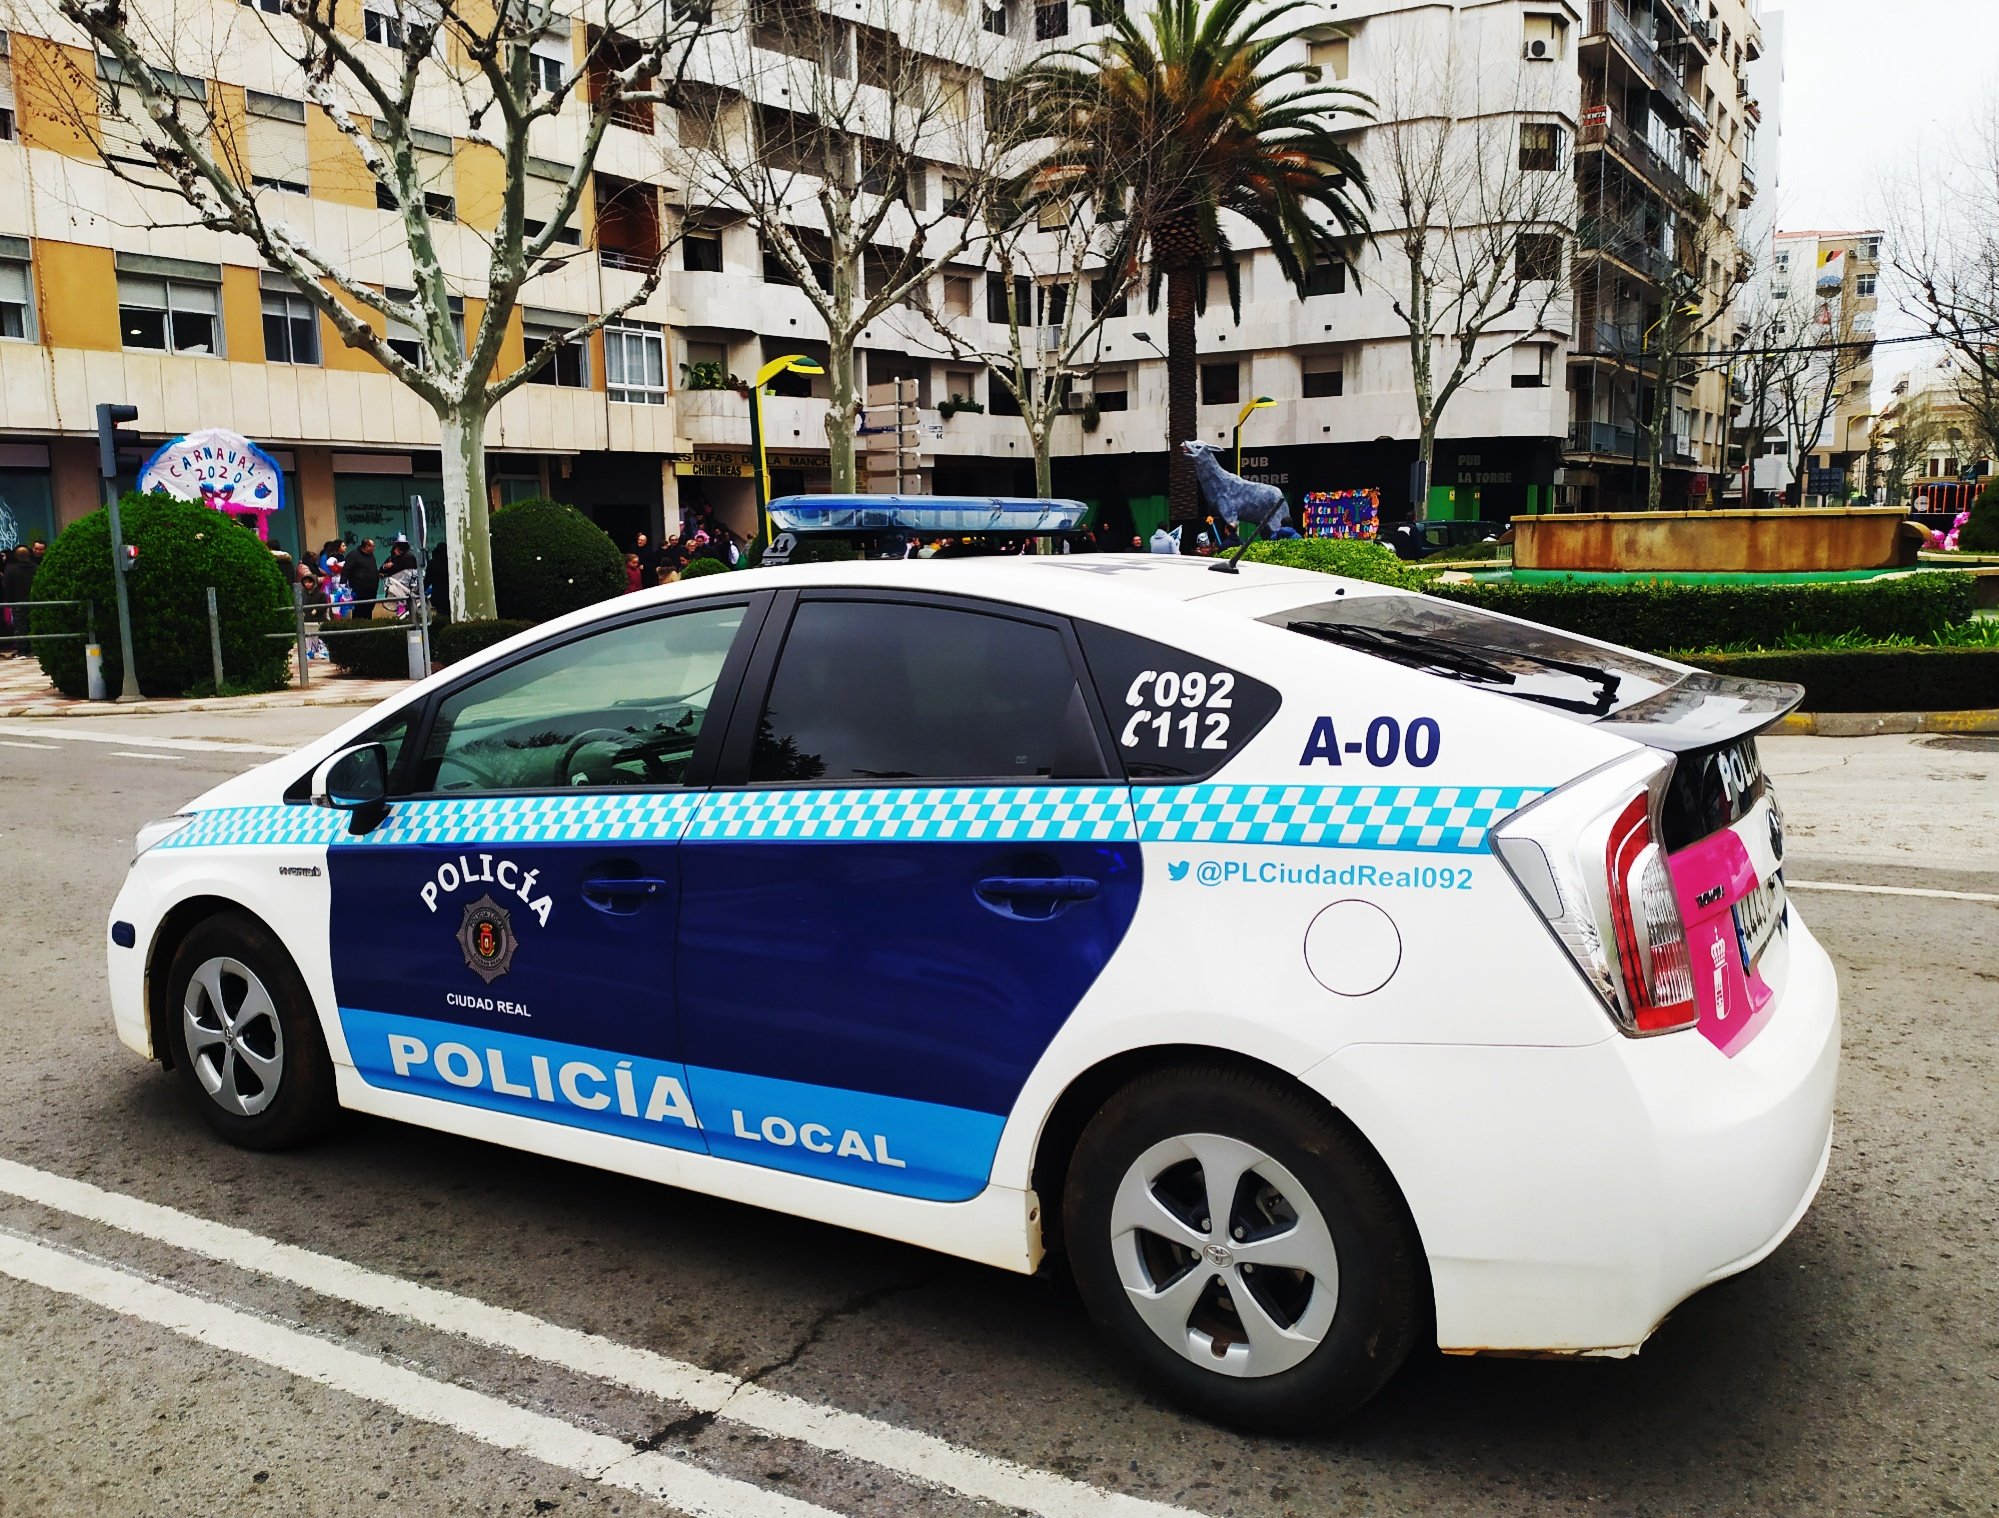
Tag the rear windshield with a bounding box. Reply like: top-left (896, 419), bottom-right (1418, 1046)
top-left (1260, 593), bottom-right (1690, 719)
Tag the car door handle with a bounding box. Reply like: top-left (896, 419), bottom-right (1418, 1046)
top-left (975, 876), bottom-right (1101, 920)
top-left (581, 876), bottom-right (670, 915)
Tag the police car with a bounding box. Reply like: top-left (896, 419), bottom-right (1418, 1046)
top-left (108, 500), bottom-right (1838, 1430)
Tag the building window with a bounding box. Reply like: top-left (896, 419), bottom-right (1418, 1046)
top-left (1302, 259), bottom-right (1345, 296)
top-left (1302, 356), bottom-right (1342, 398)
top-left (1516, 233), bottom-right (1562, 283)
top-left (363, 7), bottom-right (405, 47)
top-left (261, 285), bottom-right (320, 364)
top-left (1510, 343), bottom-right (1550, 389)
top-left (0, 247), bottom-right (32, 340)
top-left (987, 273), bottom-right (1029, 324)
top-left (1519, 122), bottom-right (1563, 172)
top-left (942, 274), bottom-right (974, 317)
top-left (0, 32), bottom-right (14, 143)
top-left (1855, 273), bottom-right (1877, 298)
top-left (1200, 361), bottom-right (1239, 406)
top-left (684, 233), bottom-right (723, 272)
top-left (605, 321), bottom-right (666, 403)
top-left (1092, 369), bottom-right (1128, 411)
top-left (118, 273), bottom-right (221, 354)
top-left (246, 91), bottom-right (309, 194)
top-left (984, 2), bottom-right (1008, 36)
top-left (1859, 236), bottom-right (1881, 264)
top-left (383, 288), bottom-right (463, 369)
top-left (529, 32), bottom-right (567, 94)
top-left (944, 368), bottom-right (978, 406)
top-left (1305, 36), bottom-right (1348, 81)
top-left (524, 319), bottom-right (588, 387)
top-left (1034, 1), bottom-right (1068, 39)
top-left (1090, 272), bottom-right (1128, 319)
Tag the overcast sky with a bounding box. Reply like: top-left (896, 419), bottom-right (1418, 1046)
top-left (1777, 0), bottom-right (1998, 233)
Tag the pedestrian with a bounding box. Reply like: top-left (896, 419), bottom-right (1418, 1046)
top-left (346, 537), bottom-right (381, 618)
top-left (2, 545), bottom-right (36, 656)
top-left (635, 532), bottom-right (660, 581)
top-left (655, 561), bottom-right (679, 587)
top-left (29, 539), bottom-right (47, 567)
top-left (427, 541), bottom-right (448, 619)
top-left (625, 553), bottom-right (643, 593)
top-left (381, 535), bottom-right (421, 619)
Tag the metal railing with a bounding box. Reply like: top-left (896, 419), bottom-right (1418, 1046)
top-left (0, 597), bottom-right (95, 652)
top-left (1568, 420), bottom-right (1638, 456)
top-left (1581, 107), bottom-right (1706, 208)
top-left (268, 585), bottom-right (434, 689)
top-left (1586, 1), bottom-right (1706, 134)
top-left (1578, 215), bottom-right (1677, 285)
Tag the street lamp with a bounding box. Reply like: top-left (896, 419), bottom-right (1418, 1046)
top-left (750, 353), bottom-right (824, 549)
top-left (1630, 303), bottom-right (1702, 510)
top-left (1234, 395), bottom-right (1276, 475)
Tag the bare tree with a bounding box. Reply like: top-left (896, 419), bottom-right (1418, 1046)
top-left (909, 170), bottom-right (1138, 497)
top-left (1875, 384), bottom-right (1943, 507)
top-left (1635, 198), bottom-right (1749, 509)
top-left (664, 0), bottom-right (1002, 493)
top-left (34, 0), bottom-right (703, 618)
top-left (1367, 48), bottom-right (1576, 519)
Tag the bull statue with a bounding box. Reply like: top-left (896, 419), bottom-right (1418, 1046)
top-left (1180, 441), bottom-right (1290, 572)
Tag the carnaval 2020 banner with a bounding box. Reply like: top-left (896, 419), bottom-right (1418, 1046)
top-left (139, 429), bottom-right (286, 541)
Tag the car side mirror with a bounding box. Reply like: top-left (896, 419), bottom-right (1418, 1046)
top-left (311, 742), bottom-right (390, 835)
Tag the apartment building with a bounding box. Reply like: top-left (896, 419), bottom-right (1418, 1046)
top-left (1767, 227), bottom-right (1880, 502)
top-left (1563, 0), bottom-right (1764, 511)
top-left (0, 0), bottom-right (1768, 559)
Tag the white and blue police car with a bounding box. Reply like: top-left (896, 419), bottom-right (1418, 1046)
top-left (108, 499), bottom-right (1838, 1430)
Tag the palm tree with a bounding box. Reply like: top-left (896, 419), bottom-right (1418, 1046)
top-left (1018, 0), bottom-right (1372, 533)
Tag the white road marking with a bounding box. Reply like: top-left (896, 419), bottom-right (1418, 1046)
top-left (0, 738), bottom-right (58, 749)
top-left (1789, 879), bottom-right (1999, 905)
top-left (0, 1228), bottom-right (837, 1518)
top-left (0, 724), bottom-right (289, 755)
top-left (0, 1157), bottom-right (1202, 1518)
top-left (111, 751), bottom-right (182, 761)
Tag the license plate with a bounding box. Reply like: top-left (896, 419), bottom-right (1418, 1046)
top-left (1733, 870), bottom-right (1787, 969)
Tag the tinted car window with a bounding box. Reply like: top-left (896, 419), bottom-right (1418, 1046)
top-left (413, 605), bottom-right (745, 793)
top-left (1076, 622), bottom-right (1281, 782)
top-left (751, 600), bottom-right (1104, 783)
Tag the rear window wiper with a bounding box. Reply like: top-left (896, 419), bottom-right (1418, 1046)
top-left (1288, 620), bottom-right (1622, 716)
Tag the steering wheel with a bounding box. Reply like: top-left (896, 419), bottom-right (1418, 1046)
top-left (557, 727), bottom-right (642, 787)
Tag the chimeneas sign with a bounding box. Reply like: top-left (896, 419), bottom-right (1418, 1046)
top-left (139, 428), bottom-right (286, 541)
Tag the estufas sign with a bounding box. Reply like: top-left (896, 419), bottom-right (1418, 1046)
top-left (139, 428), bottom-right (286, 541)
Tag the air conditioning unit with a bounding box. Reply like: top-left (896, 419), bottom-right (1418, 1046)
top-left (1524, 37), bottom-right (1553, 60)
top-left (1303, 65), bottom-right (1323, 82)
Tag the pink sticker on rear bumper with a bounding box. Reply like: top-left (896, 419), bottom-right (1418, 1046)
top-left (1668, 827), bottom-right (1777, 1057)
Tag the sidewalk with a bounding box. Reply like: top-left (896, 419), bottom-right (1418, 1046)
top-left (0, 654), bottom-right (407, 718)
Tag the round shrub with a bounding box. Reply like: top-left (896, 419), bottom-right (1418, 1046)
top-left (1959, 479), bottom-right (1999, 553)
top-left (31, 493), bottom-right (292, 698)
top-left (1240, 537), bottom-right (1421, 588)
top-left (679, 556), bottom-right (731, 579)
top-left (491, 498), bottom-right (625, 622)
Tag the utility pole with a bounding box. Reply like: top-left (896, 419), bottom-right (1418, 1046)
top-left (95, 403), bottom-right (143, 703)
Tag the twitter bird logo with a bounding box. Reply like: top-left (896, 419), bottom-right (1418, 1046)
top-left (1166, 860), bottom-right (1191, 882)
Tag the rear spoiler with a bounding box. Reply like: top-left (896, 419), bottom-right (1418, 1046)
top-left (1593, 671), bottom-right (1804, 754)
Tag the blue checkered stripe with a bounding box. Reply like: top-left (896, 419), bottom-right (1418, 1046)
top-left (157, 806), bottom-right (350, 850)
top-left (343, 792), bottom-right (705, 846)
top-left (1133, 784), bottom-right (1547, 854)
top-left (685, 786), bottom-right (1134, 843)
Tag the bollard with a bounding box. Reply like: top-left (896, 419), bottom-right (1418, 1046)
top-left (205, 586), bottom-right (225, 694)
top-left (86, 643), bottom-right (106, 701)
top-left (405, 624), bottom-right (425, 680)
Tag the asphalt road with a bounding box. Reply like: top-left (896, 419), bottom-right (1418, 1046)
top-left (0, 710), bottom-right (1993, 1518)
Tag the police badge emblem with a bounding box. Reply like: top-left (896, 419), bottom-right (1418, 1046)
top-left (457, 895), bottom-right (517, 983)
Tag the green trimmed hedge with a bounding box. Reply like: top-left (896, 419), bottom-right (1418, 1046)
top-left (326, 618), bottom-right (536, 680)
top-left (1241, 538), bottom-right (1421, 587)
top-left (1428, 573), bottom-right (1976, 653)
top-left (679, 556), bottom-right (732, 579)
top-left (30, 493), bottom-right (292, 698)
top-left (1680, 648), bottom-right (1999, 712)
top-left (1961, 479), bottom-right (1999, 552)
top-left (491, 498), bottom-right (626, 622)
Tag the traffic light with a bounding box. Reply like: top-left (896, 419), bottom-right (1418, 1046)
top-left (96, 402), bottom-right (141, 480)
top-left (119, 544), bottom-right (138, 574)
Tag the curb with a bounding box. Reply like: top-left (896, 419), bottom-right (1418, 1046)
top-left (0, 685), bottom-right (396, 719)
top-left (1774, 708), bottom-right (1999, 737)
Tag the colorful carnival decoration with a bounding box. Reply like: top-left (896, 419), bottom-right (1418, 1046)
top-left (1300, 489), bottom-right (1380, 540)
top-left (139, 428), bottom-right (286, 542)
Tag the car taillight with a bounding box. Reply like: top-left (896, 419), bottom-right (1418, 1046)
top-left (1491, 752), bottom-right (1699, 1038)
top-left (1603, 795), bottom-right (1697, 1033)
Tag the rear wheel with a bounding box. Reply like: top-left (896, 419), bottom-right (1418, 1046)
top-left (1063, 1066), bottom-right (1421, 1431)
top-left (166, 911), bottom-right (337, 1150)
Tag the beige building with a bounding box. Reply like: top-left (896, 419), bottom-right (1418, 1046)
top-left (1769, 227), bottom-right (1880, 501)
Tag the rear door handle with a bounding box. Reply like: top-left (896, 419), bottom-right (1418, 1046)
top-left (581, 876), bottom-right (670, 915)
top-left (975, 875), bottom-right (1101, 920)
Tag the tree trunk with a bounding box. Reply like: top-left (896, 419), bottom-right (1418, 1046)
top-left (1415, 420), bottom-right (1437, 522)
top-left (823, 339), bottom-right (857, 492)
top-left (439, 408), bottom-right (495, 622)
top-left (1032, 427), bottom-right (1054, 497)
top-left (1166, 263), bottom-right (1199, 539)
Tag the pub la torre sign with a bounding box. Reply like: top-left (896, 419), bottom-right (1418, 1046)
top-left (139, 428), bottom-right (286, 541)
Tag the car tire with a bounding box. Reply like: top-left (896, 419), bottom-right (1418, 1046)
top-left (166, 910), bottom-right (338, 1151)
top-left (1063, 1065), bottom-right (1422, 1432)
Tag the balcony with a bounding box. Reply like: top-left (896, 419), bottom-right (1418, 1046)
top-left (1583, 1), bottom-right (1706, 135)
top-left (1739, 159), bottom-right (1758, 208)
top-left (1572, 319), bottom-right (1660, 370)
top-left (1578, 214), bottom-right (1675, 285)
top-left (1568, 420), bottom-right (1638, 458)
top-left (1666, 433), bottom-right (1698, 466)
top-left (1579, 106), bottom-right (1705, 209)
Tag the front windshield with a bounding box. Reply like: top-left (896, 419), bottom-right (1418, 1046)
top-left (1262, 593), bottom-right (1688, 717)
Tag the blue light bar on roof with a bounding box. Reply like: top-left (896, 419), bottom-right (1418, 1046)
top-left (768, 494), bottom-right (1090, 534)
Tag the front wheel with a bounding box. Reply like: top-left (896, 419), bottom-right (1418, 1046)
top-left (166, 911), bottom-right (337, 1150)
top-left (1063, 1066), bottom-right (1422, 1431)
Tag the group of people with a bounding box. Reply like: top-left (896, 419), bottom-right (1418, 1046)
top-left (1, 539), bottom-right (50, 656)
top-left (625, 508), bottom-right (746, 591)
top-left (298, 534), bottom-right (428, 623)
